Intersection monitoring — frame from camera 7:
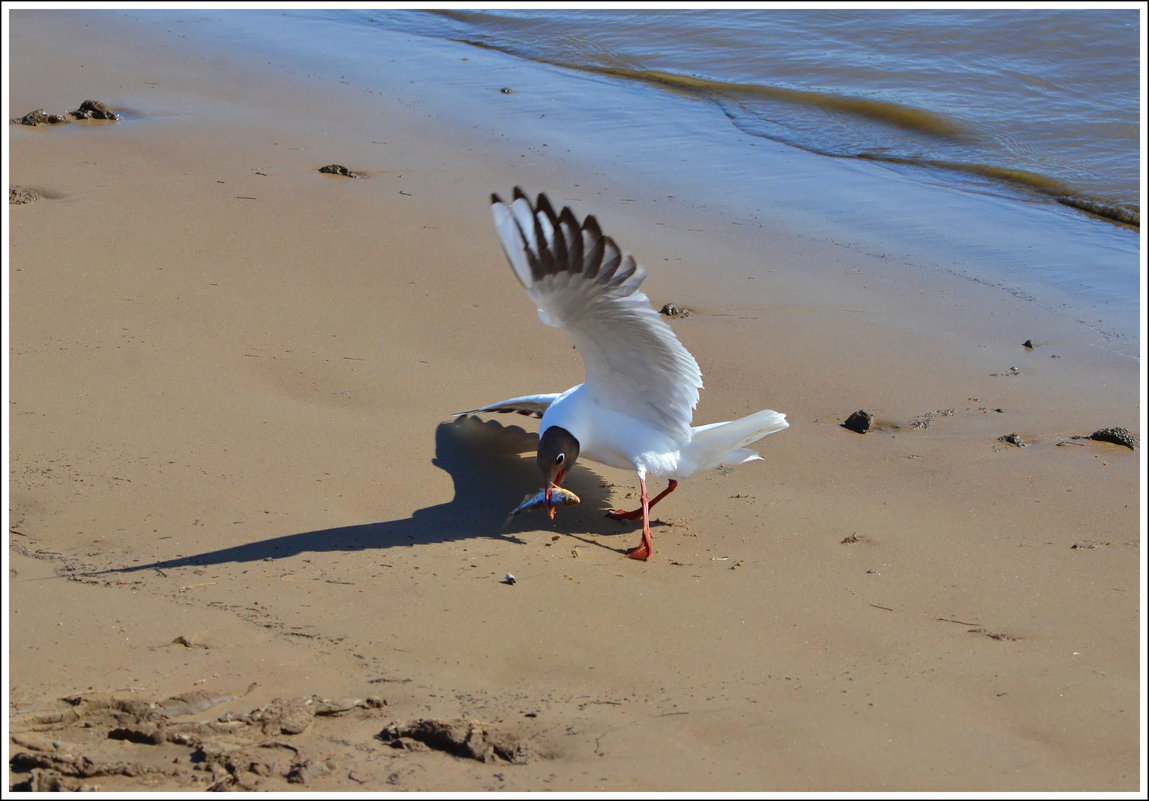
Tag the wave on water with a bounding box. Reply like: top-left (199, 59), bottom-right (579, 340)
top-left (856, 158), bottom-right (1140, 229)
top-left (586, 66), bottom-right (971, 142)
top-left (407, 6), bottom-right (1142, 231)
top-left (462, 35), bottom-right (969, 141)
top-left (463, 36), bottom-right (1138, 230)
top-left (860, 157), bottom-right (1140, 228)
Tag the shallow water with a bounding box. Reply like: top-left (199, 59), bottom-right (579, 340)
top-left (368, 7), bottom-right (1142, 226)
top-left (68, 9), bottom-right (1144, 352)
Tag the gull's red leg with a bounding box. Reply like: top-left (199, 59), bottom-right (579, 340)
top-left (608, 479), bottom-right (678, 521)
top-left (626, 476), bottom-right (654, 561)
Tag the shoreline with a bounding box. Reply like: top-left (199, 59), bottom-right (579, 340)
top-left (6, 10), bottom-right (1144, 792)
top-left (177, 9), bottom-right (1145, 353)
top-left (8, 10), bottom-right (1141, 355)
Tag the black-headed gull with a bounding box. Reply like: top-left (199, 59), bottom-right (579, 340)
top-left (459, 188), bottom-right (788, 560)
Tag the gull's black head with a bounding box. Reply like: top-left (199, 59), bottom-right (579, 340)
top-left (538, 426), bottom-right (580, 517)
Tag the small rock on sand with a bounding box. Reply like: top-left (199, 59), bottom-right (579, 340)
top-left (998, 433), bottom-right (1026, 447)
top-left (659, 303), bottom-right (691, 317)
top-left (843, 410), bottom-right (873, 434)
top-left (1089, 427), bottom-right (1136, 450)
top-left (318, 164), bottom-right (363, 178)
top-left (71, 99), bottom-right (121, 120)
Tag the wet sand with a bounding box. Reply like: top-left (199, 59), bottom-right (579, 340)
top-left (5, 10), bottom-right (1143, 792)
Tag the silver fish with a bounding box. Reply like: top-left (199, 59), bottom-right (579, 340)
top-left (504, 486), bottom-right (581, 525)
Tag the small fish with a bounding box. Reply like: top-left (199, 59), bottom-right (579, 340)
top-left (504, 486), bottom-right (581, 526)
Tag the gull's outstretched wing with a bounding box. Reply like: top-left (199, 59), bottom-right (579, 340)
top-left (491, 187), bottom-right (701, 440)
top-left (453, 392), bottom-right (562, 419)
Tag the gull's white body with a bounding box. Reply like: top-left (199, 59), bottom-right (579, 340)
top-left (540, 383), bottom-right (788, 485)
top-left (458, 188), bottom-right (788, 558)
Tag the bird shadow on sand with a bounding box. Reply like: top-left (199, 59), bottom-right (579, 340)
top-left (93, 416), bottom-right (656, 576)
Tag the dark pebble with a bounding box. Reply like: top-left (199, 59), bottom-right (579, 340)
top-left (318, 164), bottom-right (362, 178)
top-left (843, 410), bottom-right (873, 434)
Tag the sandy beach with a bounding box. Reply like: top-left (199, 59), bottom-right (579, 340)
top-left (5, 10), bottom-right (1144, 793)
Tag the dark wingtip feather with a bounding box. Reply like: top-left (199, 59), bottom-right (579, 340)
top-left (493, 188), bottom-right (644, 294)
top-left (535, 192), bottom-right (557, 222)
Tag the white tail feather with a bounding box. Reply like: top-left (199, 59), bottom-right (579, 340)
top-left (684, 410), bottom-right (788, 473)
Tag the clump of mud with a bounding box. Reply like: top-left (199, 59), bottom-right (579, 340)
top-left (378, 718), bottom-right (532, 764)
top-left (11, 100), bottom-right (121, 126)
top-left (8, 688), bottom-right (388, 791)
top-left (1088, 427), bottom-right (1136, 450)
top-left (9, 186), bottom-right (41, 205)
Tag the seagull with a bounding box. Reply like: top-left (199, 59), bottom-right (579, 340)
top-left (457, 188), bottom-right (788, 560)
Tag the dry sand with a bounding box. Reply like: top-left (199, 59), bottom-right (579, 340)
top-left (5, 11), bottom-right (1144, 793)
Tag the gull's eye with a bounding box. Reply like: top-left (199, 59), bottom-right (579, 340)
top-left (555, 453), bottom-right (565, 465)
